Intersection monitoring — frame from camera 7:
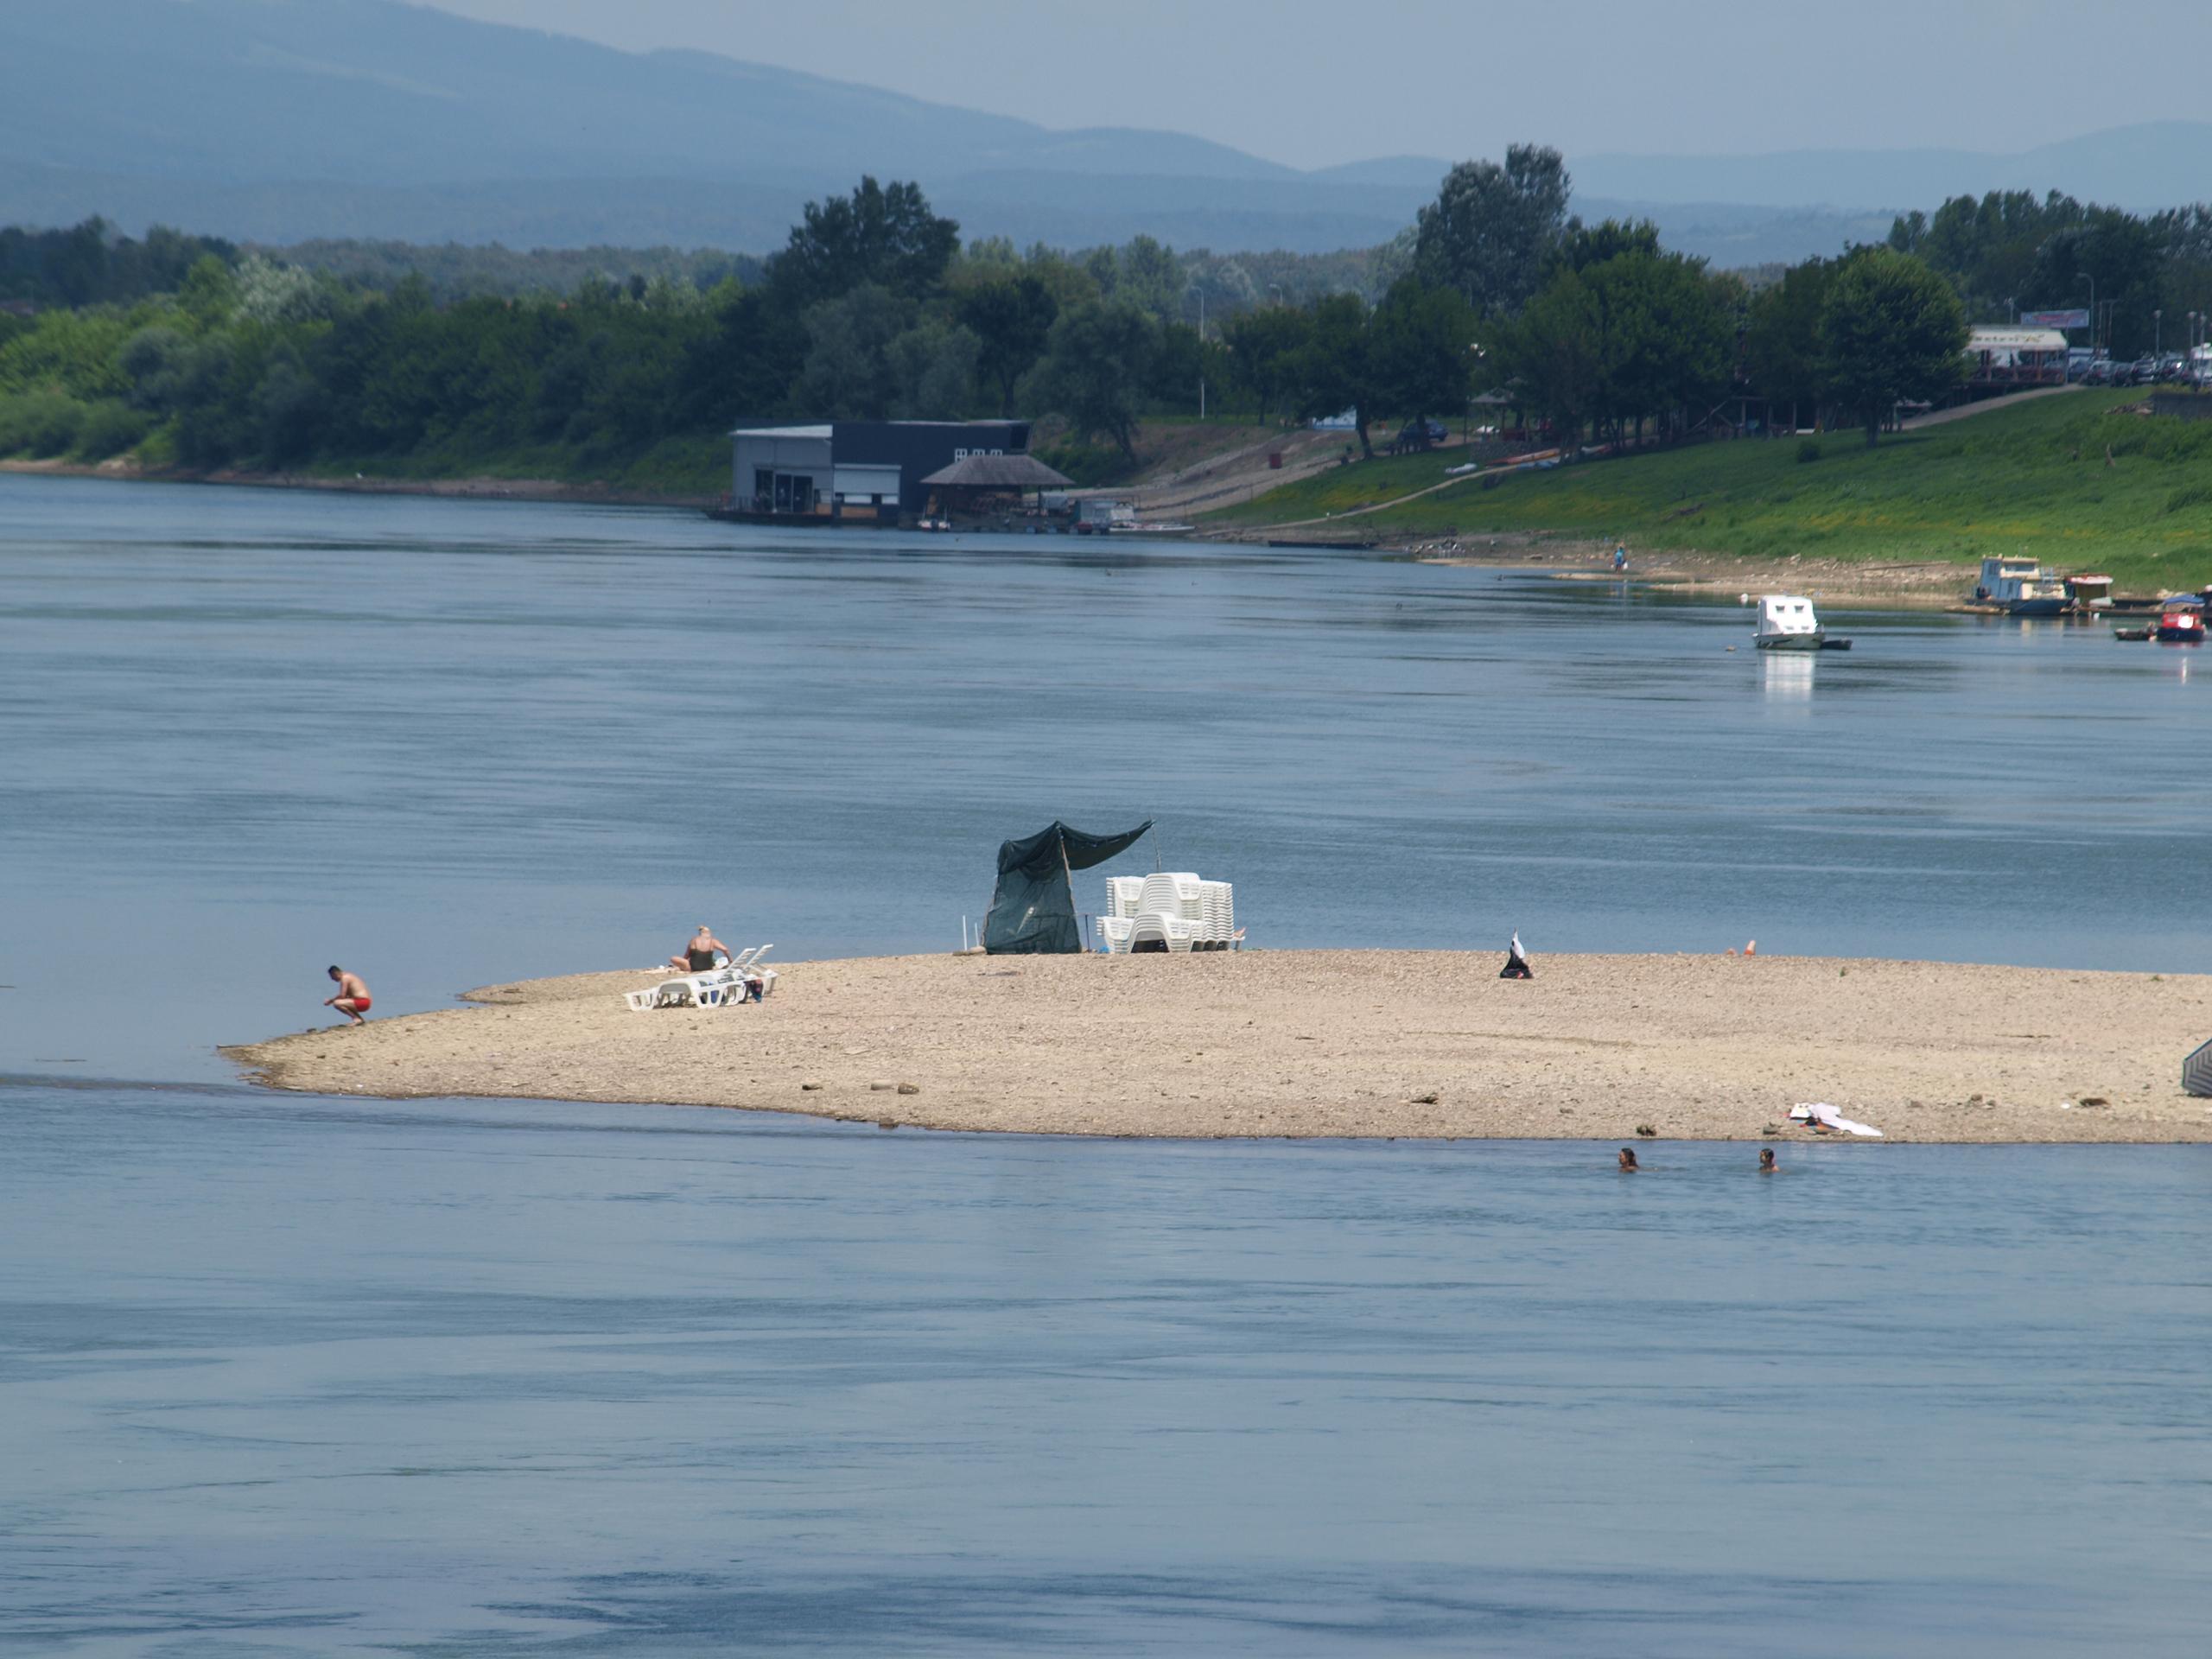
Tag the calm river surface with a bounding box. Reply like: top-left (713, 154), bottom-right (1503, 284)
top-left (3, 474), bottom-right (2209, 1653)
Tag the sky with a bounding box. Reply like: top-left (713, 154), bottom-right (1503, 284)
top-left (415, 0), bottom-right (2209, 171)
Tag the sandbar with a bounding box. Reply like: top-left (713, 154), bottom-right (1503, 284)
top-left (222, 951), bottom-right (2212, 1142)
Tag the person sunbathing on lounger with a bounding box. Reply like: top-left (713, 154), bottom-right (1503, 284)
top-left (670, 925), bottom-right (731, 974)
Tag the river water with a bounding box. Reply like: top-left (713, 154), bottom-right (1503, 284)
top-left (3, 474), bottom-right (2209, 1653)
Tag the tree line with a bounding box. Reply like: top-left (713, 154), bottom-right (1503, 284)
top-left (8, 162), bottom-right (2209, 483)
top-left (0, 186), bottom-right (1420, 480)
top-left (1889, 191), bottom-right (2212, 357)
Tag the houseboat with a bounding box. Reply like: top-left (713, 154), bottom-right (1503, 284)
top-left (2064, 573), bottom-right (2113, 610)
top-left (1975, 555), bottom-right (2069, 616)
top-left (1754, 594), bottom-right (1849, 651)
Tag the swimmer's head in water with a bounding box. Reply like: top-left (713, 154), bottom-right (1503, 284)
top-left (1759, 1148), bottom-right (1777, 1168)
top-left (1618, 1148), bottom-right (1637, 1169)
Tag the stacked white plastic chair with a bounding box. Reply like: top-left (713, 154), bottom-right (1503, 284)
top-left (1095, 877), bottom-right (1145, 952)
top-left (1109, 872), bottom-right (1237, 953)
top-left (1198, 880), bottom-right (1234, 941)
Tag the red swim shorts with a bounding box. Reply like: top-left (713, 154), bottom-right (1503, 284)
top-left (344, 995), bottom-right (371, 1012)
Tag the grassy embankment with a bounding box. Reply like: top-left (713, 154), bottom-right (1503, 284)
top-left (1205, 391), bottom-right (2212, 592)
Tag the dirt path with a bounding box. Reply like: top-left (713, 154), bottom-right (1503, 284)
top-left (1902, 385), bottom-right (2082, 429)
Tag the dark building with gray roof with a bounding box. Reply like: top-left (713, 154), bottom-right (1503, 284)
top-left (727, 420), bottom-right (1033, 524)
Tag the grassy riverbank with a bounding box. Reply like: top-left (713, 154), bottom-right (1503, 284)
top-left (1209, 391), bottom-right (2212, 592)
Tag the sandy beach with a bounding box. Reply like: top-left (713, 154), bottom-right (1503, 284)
top-left (223, 950), bottom-right (2212, 1142)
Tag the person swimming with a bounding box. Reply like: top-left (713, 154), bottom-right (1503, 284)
top-left (1618, 1147), bottom-right (1639, 1172)
top-left (1758, 1147), bottom-right (1777, 1173)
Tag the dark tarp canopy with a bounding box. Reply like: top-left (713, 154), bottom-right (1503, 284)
top-left (982, 819), bottom-right (1153, 954)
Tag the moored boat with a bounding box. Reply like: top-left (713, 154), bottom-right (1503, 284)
top-left (2155, 602), bottom-right (2204, 644)
top-left (1754, 594), bottom-right (1850, 651)
top-left (2065, 573), bottom-right (2113, 610)
top-left (1975, 555), bottom-right (2069, 616)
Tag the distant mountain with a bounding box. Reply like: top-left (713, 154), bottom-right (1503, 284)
top-left (1572, 124), bottom-right (2212, 212)
top-left (0, 0), bottom-right (2190, 266)
top-left (0, 0), bottom-right (1289, 188)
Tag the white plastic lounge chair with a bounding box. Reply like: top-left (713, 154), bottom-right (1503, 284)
top-left (1130, 912), bottom-right (1205, 952)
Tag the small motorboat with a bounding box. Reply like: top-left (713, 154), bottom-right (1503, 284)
top-left (1754, 594), bottom-right (1851, 651)
top-left (2155, 602), bottom-right (2204, 644)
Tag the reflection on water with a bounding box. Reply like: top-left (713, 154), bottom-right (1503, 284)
top-left (2, 1078), bottom-right (2208, 1656)
top-left (1759, 650), bottom-right (1815, 701)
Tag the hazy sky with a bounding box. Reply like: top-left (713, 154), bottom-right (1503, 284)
top-left (416, 0), bottom-right (2207, 170)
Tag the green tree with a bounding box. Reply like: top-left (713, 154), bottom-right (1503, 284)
top-left (2027, 208), bottom-right (2163, 355)
top-left (1745, 257), bottom-right (1837, 426)
top-left (1412, 144), bottom-right (1572, 316)
top-left (1590, 251), bottom-right (1735, 441)
top-left (1027, 300), bottom-right (1157, 457)
top-left (1287, 294), bottom-right (1376, 456)
top-left (1497, 269), bottom-right (1601, 442)
top-left (887, 319), bottom-right (982, 419)
top-left (1223, 304), bottom-right (1313, 423)
top-left (1114, 234), bottom-right (1185, 322)
top-left (768, 178), bottom-right (959, 308)
top-left (794, 283), bottom-right (912, 418)
top-left (955, 272), bottom-right (1058, 416)
top-left (1554, 217), bottom-right (1661, 275)
top-left (1817, 247), bottom-right (1968, 447)
top-left (1890, 190), bottom-right (2082, 321)
top-left (1366, 278), bottom-right (1478, 428)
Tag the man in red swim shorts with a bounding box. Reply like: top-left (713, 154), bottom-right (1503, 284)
top-left (326, 964), bottom-right (372, 1025)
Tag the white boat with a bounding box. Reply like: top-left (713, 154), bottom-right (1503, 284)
top-left (1754, 594), bottom-right (1845, 651)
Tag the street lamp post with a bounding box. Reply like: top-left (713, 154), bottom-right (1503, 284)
top-left (2155, 308), bottom-right (2163, 358)
top-left (1187, 285), bottom-right (1206, 420)
top-left (2078, 273), bottom-right (2095, 352)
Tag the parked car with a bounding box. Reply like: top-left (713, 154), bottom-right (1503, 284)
top-left (1395, 417), bottom-right (1449, 448)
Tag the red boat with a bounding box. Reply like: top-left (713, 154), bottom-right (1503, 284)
top-left (2154, 607), bottom-right (2205, 643)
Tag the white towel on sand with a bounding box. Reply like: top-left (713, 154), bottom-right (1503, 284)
top-left (1792, 1103), bottom-right (1884, 1138)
